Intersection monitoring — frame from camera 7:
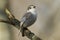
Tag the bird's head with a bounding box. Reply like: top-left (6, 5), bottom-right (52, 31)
top-left (27, 5), bottom-right (36, 13)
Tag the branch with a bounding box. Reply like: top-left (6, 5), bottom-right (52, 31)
top-left (23, 28), bottom-right (42, 40)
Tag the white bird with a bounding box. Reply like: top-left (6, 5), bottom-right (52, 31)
top-left (20, 5), bottom-right (37, 37)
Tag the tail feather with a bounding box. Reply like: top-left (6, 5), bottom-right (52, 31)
top-left (21, 25), bottom-right (25, 37)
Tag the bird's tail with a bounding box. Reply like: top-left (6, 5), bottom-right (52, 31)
top-left (19, 23), bottom-right (27, 37)
top-left (18, 25), bottom-right (25, 39)
top-left (20, 24), bottom-right (25, 37)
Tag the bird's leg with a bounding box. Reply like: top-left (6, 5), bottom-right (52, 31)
top-left (21, 27), bottom-right (27, 37)
top-left (20, 27), bottom-right (23, 36)
top-left (22, 27), bottom-right (25, 37)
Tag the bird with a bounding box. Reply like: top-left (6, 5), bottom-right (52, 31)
top-left (20, 5), bottom-right (37, 37)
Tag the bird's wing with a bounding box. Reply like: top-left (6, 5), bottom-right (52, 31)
top-left (20, 12), bottom-right (31, 22)
top-left (23, 12), bottom-right (32, 19)
top-left (21, 12), bottom-right (36, 27)
top-left (20, 12), bottom-right (32, 26)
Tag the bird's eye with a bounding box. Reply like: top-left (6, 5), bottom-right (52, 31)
top-left (28, 7), bottom-right (31, 10)
top-left (33, 6), bottom-right (36, 8)
top-left (29, 7), bottom-right (31, 9)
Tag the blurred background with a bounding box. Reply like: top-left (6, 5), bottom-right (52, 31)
top-left (0, 0), bottom-right (60, 40)
top-left (9, 0), bottom-right (60, 40)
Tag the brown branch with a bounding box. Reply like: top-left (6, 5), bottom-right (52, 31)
top-left (23, 28), bottom-right (42, 40)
